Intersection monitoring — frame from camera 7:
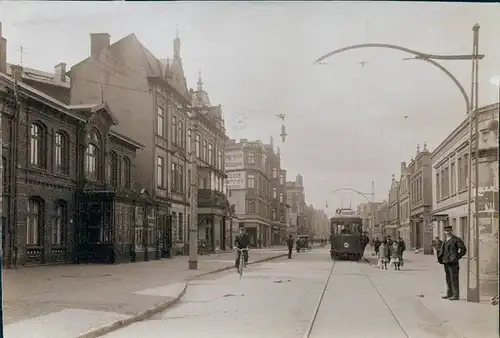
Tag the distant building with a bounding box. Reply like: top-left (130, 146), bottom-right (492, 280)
top-left (374, 201), bottom-right (389, 239)
top-left (286, 174), bottom-right (306, 235)
top-left (225, 139), bottom-right (272, 247)
top-left (431, 102), bottom-right (499, 296)
top-left (408, 143), bottom-right (433, 253)
top-left (265, 139), bottom-right (285, 245)
top-left (386, 175), bottom-right (400, 239)
top-left (279, 168), bottom-right (290, 243)
top-left (358, 202), bottom-right (383, 239)
top-left (398, 161), bottom-right (411, 246)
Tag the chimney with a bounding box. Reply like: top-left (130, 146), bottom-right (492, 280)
top-left (54, 62), bottom-right (67, 82)
top-left (90, 33), bottom-right (110, 56)
top-left (0, 22), bottom-right (6, 74)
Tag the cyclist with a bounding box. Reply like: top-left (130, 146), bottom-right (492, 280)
top-left (234, 226), bottom-right (250, 271)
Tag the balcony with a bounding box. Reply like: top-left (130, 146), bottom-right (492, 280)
top-left (198, 189), bottom-right (228, 209)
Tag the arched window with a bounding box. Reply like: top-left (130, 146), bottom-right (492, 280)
top-left (52, 201), bottom-right (67, 246)
top-left (54, 131), bottom-right (69, 174)
top-left (107, 151), bottom-right (118, 186)
top-left (27, 198), bottom-right (43, 246)
top-left (85, 129), bottom-right (101, 180)
top-left (30, 123), bottom-right (45, 167)
top-left (123, 156), bottom-right (131, 189)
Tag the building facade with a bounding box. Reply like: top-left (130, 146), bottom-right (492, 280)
top-left (431, 103), bottom-right (499, 296)
top-left (286, 174), bottom-right (306, 236)
top-left (386, 175), bottom-right (400, 239)
top-left (68, 32), bottom-right (201, 255)
top-left (374, 201), bottom-right (388, 239)
top-left (225, 139), bottom-right (272, 247)
top-left (398, 161), bottom-right (411, 246)
top-left (408, 143), bottom-right (433, 253)
top-left (0, 67), bottom-right (155, 267)
top-left (358, 202), bottom-right (383, 239)
top-left (190, 74), bottom-right (229, 252)
top-left (279, 168), bottom-right (289, 244)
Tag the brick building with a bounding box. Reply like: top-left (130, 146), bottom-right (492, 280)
top-left (0, 65), bottom-right (153, 266)
top-left (286, 174), bottom-right (306, 236)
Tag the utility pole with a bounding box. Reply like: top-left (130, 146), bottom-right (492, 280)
top-left (188, 117), bottom-right (198, 270)
top-left (466, 23), bottom-right (481, 303)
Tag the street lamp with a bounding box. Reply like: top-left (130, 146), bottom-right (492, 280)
top-left (315, 24), bottom-right (483, 302)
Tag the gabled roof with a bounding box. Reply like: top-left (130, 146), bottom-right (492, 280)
top-left (0, 72), bottom-right (144, 150)
top-left (68, 102), bottom-right (119, 125)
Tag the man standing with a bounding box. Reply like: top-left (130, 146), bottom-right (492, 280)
top-left (234, 226), bottom-right (250, 271)
top-left (286, 234), bottom-right (294, 259)
top-left (437, 225), bottom-right (467, 301)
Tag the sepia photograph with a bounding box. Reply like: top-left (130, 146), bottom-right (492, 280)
top-left (0, 1), bottom-right (498, 337)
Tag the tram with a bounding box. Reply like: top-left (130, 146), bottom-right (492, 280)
top-left (329, 208), bottom-right (366, 261)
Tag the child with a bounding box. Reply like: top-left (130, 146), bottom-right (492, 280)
top-left (390, 241), bottom-right (401, 270)
top-left (378, 240), bottom-right (389, 270)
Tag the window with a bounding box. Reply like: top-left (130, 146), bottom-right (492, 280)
top-left (172, 116), bottom-right (177, 146)
top-left (247, 174), bottom-right (255, 188)
top-left (273, 188), bottom-right (277, 199)
top-left (52, 202), bottom-right (66, 245)
top-left (85, 129), bottom-right (100, 180)
top-left (86, 144), bottom-right (99, 180)
top-left (108, 152), bottom-right (118, 186)
top-left (30, 123), bottom-right (44, 167)
top-left (27, 198), bottom-right (42, 245)
top-left (450, 162), bottom-right (456, 194)
top-left (157, 156), bottom-right (165, 188)
top-left (195, 134), bottom-right (201, 158)
top-left (280, 173), bottom-right (285, 185)
top-left (458, 157), bottom-right (463, 190)
top-left (248, 152), bottom-right (255, 164)
top-left (187, 129), bottom-right (192, 153)
top-left (463, 154), bottom-right (469, 189)
top-left (178, 164), bottom-right (184, 193)
top-left (178, 213), bottom-right (183, 241)
top-left (178, 120), bottom-right (184, 147)
top-left (247, 200), bottom-right (256, 213)
top-left (436, 172), bottom-right (441, 201)
top-left (171, 163), bottom-right (177, 191)
top-left (187, 169), bottom-right (191, 197)
top-left (54, 132), bottom-right (68, 174)
top-left (280, 192), bottom-right (284, 203)
top-left (157, 106), bottom-right (165, 137)
top-left (272, 208), bottom-right (277, 220)
top-left (123, 157), bottom-right (131, 189)
top-left (208, 143), bottom-right (213, 165)
top-left (217, 149), bottom-right (223, 170)
top-left (272, 168), bottom-right (278, 178)
top-left (203, 139), bottom-right (208, 162)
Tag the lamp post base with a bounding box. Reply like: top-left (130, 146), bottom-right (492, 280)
top-left (466, 287), bottom-right (480, 303)
top-left (188, 260), bottom-right (198, 270)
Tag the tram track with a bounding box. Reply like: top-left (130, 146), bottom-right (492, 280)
top-left (302, 259), bottom-right (410, 338)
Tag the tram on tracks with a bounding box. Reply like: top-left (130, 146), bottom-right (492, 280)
top-left (329, 208), bottom-right (368, 261)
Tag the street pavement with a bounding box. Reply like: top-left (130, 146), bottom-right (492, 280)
top-left (102, 247), bottom-right (497, 338)
top-left (3, 247), bottom-right (288, 338)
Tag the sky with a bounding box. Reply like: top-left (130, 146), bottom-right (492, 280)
top-left (1, 1), bottom-right (499, 216)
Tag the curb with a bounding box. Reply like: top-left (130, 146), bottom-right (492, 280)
top-left (79, 252), bottom-right (287, 338)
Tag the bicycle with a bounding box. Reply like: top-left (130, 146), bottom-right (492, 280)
top-left (235, 247), bottom-right (249, 279)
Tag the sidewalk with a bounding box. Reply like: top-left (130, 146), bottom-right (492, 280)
top-left (4, 248), bottom-right (287, 338)
top-left (364, 250), bottom-right (498, 338)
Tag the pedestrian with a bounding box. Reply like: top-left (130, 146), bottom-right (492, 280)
top-left (437, 225), bottom-right (467, 301)
top-left (378, 240), bottom-right (389, 270)
top-left (286, 234), bottom-right (294, 259)
top-left (397, 237), bottom-right (406, 267)
top-left (389, 241), bottom-right (401, 270)
top-left (373, 237), bottom-right (381, 257)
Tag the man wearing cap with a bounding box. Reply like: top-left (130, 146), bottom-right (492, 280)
top-left (234, 226), bottom-right (250, 270)
top-left (437, 225), bottom-right (467, 301)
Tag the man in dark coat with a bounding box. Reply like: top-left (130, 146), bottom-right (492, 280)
top-left (437, 225), bottom-right (467, 301)
top-left (286, 234), bottom-right (294, 259)
top-left (235, 226), bottom-right (251, 270)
